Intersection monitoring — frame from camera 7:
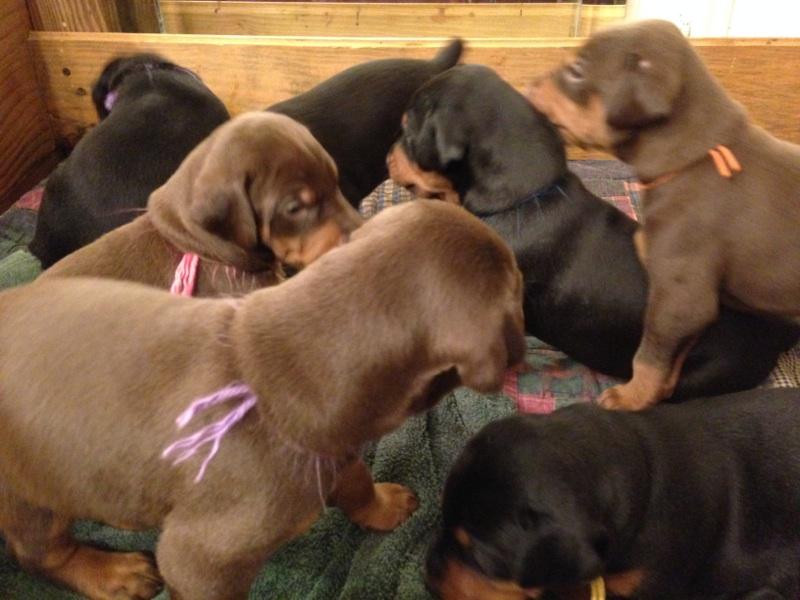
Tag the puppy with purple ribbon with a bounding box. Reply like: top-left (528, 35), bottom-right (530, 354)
top-left (0, 200), bottom-right (525, 599)
top-left (29, 53), bottom-right (230, 267)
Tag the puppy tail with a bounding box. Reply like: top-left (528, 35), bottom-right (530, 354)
top-left (432, 38), bottom-right (464, 70)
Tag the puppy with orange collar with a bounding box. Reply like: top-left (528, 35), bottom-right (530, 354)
top-left (529, 20), bottom-right (800, 410)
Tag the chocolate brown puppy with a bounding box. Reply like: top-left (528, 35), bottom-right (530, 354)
top-left (428, 388), bottom-right (800, 600)
top-left (0, 200), bottom-right (524, 600)
top-left (41, 111), bottom-right (363, 296)
top-left (529, 20), bottom-right (800, 410)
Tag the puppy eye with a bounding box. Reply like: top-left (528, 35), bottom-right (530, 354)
top-left (564, 59), bottom-right (586, 83)
top-left (282, 199), bottom-right (304, 217)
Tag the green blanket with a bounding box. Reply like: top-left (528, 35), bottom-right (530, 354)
top-left (0, 388), bottom-right (515, 599)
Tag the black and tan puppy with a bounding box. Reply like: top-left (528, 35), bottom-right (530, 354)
top-left (29, 53), bottom-right (230, 267)
top-left (388, 64), bottom-right (798, 401)
top-left (0, 201), bottom-right (524, 600)
top-left (529, 20), bottom-right (800, 410)
top-left (428, 388), bottom-right (800, 600)
top-left (268, 39), bottom-right (462, 205)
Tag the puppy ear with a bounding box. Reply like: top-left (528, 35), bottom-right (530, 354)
top-left (434, 113), bottom-right (467, 166)
top-left (415, 109), bottom-right (467, 168)
top-left (516, 523), bottom-right (604, 588)
top-left (189, 175), bottom-right (260, 253)
top-left (457, 315), bottom-right (523, 393)
top-left (605, 61), bottom-right (674, 130)
top-left (148, 140), bottom-right (272, 271)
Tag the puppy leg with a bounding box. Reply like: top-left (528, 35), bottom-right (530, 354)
top-left (157, 507), bottom-right (319, 600)
top-left (328, 457), bottom-right (418, 531)
top-left (600, 253), bottom-right (719, 410)
top-left (0, 485), bottom-right (161, 600)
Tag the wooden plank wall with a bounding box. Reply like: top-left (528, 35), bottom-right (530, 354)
top-left (0, 0), bottom-right (56, 211)
top-left (27, 34), bottom-right (800, 155)
top-left (159, 1), bottom-right (625, 37)
top-left (26, 0), bottom-right (160, 33)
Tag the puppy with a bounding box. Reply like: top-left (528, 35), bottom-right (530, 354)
top-left (29, 53), bottom-right (230, 268)
top-left (428, 388), bottom-right (800, 600)
top-left (388, 64), bottom-right (798, 401)
top-left (268, 39), bottom-right (463, 205)
top-left (0, 200), bottom-right (525, 599)
top-left (528, 20), bottom-right (800, 409)
top-left (40, 111), bottom-right (363, 296)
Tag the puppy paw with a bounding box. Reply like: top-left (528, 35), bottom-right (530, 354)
top-left (349, 483), bottom-right (419, 531)
top-left (104, 552), bottom-right (162, 599)
top-left (598, 384), bottom-right (654, 411)
top-left (61, 548), bottom-right (163, 600)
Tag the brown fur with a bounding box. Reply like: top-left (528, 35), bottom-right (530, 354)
top-left (529, 20), bottom-right (800, 409)
top-left (0, 200), bottom-right (525, 599)
top-left (42, 111), bottom-right (363, 296)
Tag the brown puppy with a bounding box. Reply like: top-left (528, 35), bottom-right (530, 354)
top-left (42, 111), bottom-right (363, 296)
top-left (0, 200), bottom-right (525, 600)
top-left (529, 20), bottom-right (800, 410)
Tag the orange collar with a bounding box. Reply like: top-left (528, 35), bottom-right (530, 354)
top-left (639, 144), bottom-right (742, 191)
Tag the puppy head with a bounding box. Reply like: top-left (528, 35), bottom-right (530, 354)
top-left (427, 416), bottom-right (607, 599)
top-left (529, 20), bottom-right (688, 151)
top-left (149, 111), bottom-right (362, 271)
top-left (385, 68), bottom-right (469, 205)
top-left (91, 53), bottom-right (179, 119)
top-left (332, 201), bottom-right (525, 441)
top-left (361, 200), bottom-right (526, 394)
top-left (389, 65), bottom-right (566, 214)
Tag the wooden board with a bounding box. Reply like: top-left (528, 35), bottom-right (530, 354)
top-left (27, 33), bottom-right (800, 160)
top-left (0, 0), bottom-right (55, 211)
top-left (26, 0), bottom-right (160, 33)
top-left (159, 2), bottom-right (625, 38)
top-left (27, 0), bottom-right (123, 32)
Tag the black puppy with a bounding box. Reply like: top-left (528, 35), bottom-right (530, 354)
top-left (387, 64), bottom-right (798, 400)
top-left (29, 54), bottom-right (230, 267)
top-left (268, 39), bottom-right (462, 206)
top-left (428, 388), bottom-right (800, 600)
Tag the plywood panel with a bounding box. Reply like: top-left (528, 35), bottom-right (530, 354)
top-left (160, 2), bottom-right (625, 38)
top-left (27, 33), bottom-right (800, 158)
top-left (27, 0), bottom-right (161, 33)
top-left (0, 0), bottom-right (55, 211)
top-left (27, 0), bottom-right (122, 32)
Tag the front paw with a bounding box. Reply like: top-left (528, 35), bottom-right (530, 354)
top-left (348, 483), bottom-right (419, 531)
top-left (598, 384), bottom-right (655, 411)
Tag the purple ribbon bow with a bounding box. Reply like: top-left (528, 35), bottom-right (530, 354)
top-left (162, 383), bottom-right (257, 483)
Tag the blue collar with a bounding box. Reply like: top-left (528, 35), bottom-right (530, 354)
top-left (470, 177), bottom-right (568, 218)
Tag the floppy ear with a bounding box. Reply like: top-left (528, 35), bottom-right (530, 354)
top-left (188, 175), bottom-right (260, 253)
top-left (516, 523), bottom-right (604, 588)
top-left (414, 109), bottom-right (467, 169)
top-left (605, 72), bottom-right (674, 130)
top-left (457, 314), bottom-right (524, 393)
top-left (148, 141), bottom-right (272, 271)
top-left (434, 112), bottom-right (467, 166)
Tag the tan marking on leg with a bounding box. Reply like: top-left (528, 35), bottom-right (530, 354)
top-left (633, 228), bottom-right (647, 265)
top-left (328, 458), bottom-right (418, 531)
top-left (598, 360), bottom-right (670, 411)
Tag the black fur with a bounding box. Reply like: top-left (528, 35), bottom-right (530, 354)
top-left (429, 388), bottom-right (800, 599)
top-left (395, 64), bottom-right (799, 400)
top-left (29, 54), bottom-right (230, 267)
top-left (268, 39), bottom-right (462, 206)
